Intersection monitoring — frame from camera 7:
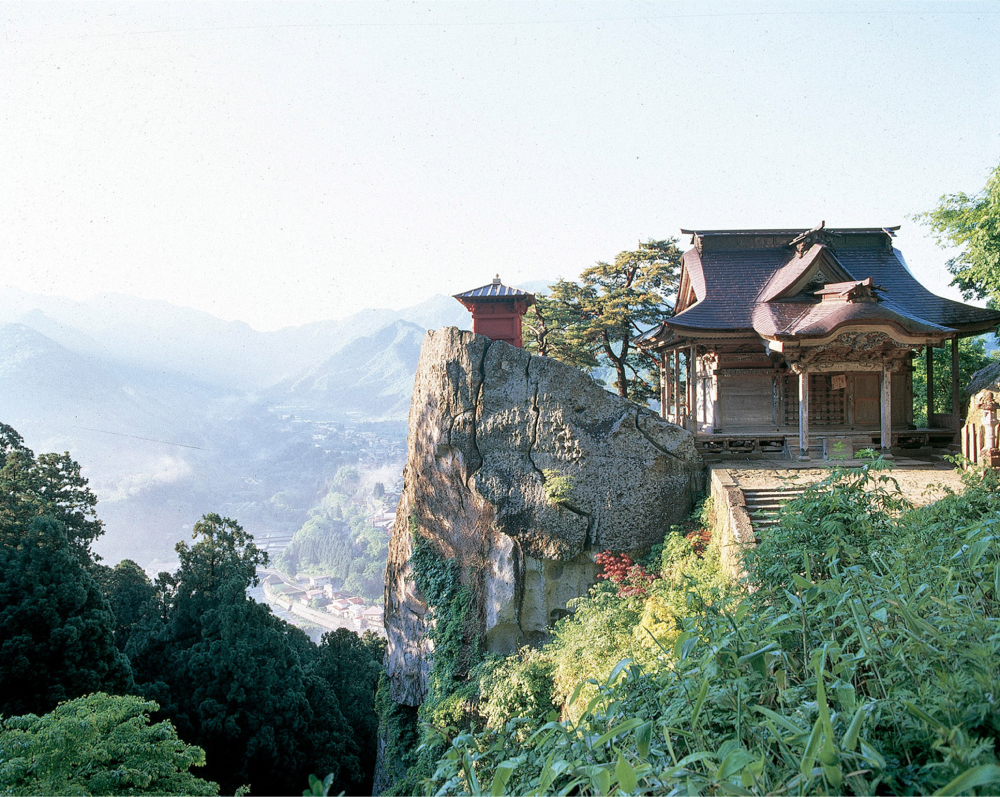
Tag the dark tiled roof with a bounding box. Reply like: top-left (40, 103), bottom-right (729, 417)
top-left (753, 298), bottom-right (949, 339)
top-left (454, 278), bottom-right (534, 302)
top-left (836, 248), bottom-right (1000, 332)
top-left (680, 226), bottom-right (900, 237)
top-left (668, 248), bottom-right (789, 333)
top-left (758, 245), bottom-right (853, 302)
top-left (659, 232), bottom-right (1000, 339)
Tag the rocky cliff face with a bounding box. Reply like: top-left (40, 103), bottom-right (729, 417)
top-left (384, 328), bottom-right (704, 706)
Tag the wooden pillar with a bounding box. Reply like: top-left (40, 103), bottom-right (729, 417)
top-left (707, 355), bottom-right (718, 433)
top-left (926, 345), bottom-right (934, 426)
top-left (881, 364), bottom-right (893, 452)
top-left (660, 352), bottom-right (668, 420)
top-left (673, 350), bottom-right (681, 424)
top-left (952, 336), bottom-right (961, 419)
top-left (688, 344), bottom-right (697, 430)
top-left (798, 366), bottom-right (810, 460)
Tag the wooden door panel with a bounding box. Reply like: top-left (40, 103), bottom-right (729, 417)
top-left (718, 374), bottom-right (774, 430)
top-left (854, 373), bottom-right (880, 428)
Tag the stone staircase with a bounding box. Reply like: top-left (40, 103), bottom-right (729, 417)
top-left (741, 485), bottom-right (809, 539)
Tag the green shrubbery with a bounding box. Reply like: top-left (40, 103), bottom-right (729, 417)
top-left (0, 693), bottom-right (218, 796)
top-left (377, 528), bottom-right (484, 795)
top-left (424, 458), bottom-right (1000, 796)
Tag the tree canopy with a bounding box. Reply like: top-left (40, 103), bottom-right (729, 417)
top-left (124, 513), bottom-right (382, 796)
top-left (524, 239), bottom-right (682, 402)
top-left (0, 517), bottom-right (133, 717)
top-left (0, 424), bottom-right (131, 717)
top-left (916, 160), bottom-right (1000, 307)
top-left (0, 423), bottom-right (104, 558)
top-left (0, 693), bottom-right (219, 796)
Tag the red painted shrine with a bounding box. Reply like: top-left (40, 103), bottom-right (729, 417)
top-left (454, 276), bottom-right (535, 348)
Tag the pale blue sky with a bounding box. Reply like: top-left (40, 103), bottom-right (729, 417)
top-left (1, 2), bottom-right (998, 330)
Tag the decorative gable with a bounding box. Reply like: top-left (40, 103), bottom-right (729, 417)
top-left (815, 277), bottom-right (882, 304)
top-left (759, 244), bottom-right (854, 303)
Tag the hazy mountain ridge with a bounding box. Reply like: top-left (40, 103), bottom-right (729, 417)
top-left (0, 291), bottom-right (462, 566)
top-left (0, 287), bottom-right (471, 390)
top-left (274, 320), bottom-right (426, 419)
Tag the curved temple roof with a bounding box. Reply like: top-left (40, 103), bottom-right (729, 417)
top-left (643, 227), bottom-right (1000, 348)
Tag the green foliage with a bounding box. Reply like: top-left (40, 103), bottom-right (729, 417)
top-left (0, 425), bottom-right (132, 718)
top-left (524, 240), bottom-right (683, 402)
top-left (93, 558), bottom-right (158, 652)
top-left (0, 517), bottom-right (133, 717)
top-left (915, 160), bottom-right (1000, 307)
top-left (743, 451), bottom-right (910, 592)
top-left (640, 529), bottom-right (731, 654)
top-left (375, 672), bottom-right (422, 793)
top-left (174, 512), bottom-right (268, 598)
top-left (0, 693), bottom-right (219, 796)
top-left (303, 773), bottom-right (334, 796)
top-left (411, 527), bottom-right (479, 704)
top-left (911, 336), bottom-right (997, 424)
top-left (0, 423), bottom-right (104, 559)
top-left (379, 529), bottom-right (483, 795)
top-left (309, 628), bottom-right (386, 789)
top-left (476, 651), bottom-right (559, 734)
top-left (276, 470), bottom-right (388, 601)
top-left (546, 581), bottom-right (649, 716)
top-left (126, 513), bottom-right (382, 796)
top-left (541, 469), bottom-right (574, 506)
top-left (428, 460), bottom-right (1000, 796)
top-left (524, 281), bottom-right (601, 371)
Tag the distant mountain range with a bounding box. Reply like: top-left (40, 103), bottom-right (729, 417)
top-left (273, 320), bottom-right (425, 419)
top-left (0, 287), bottom-right (474, 390)
top-left (0, 283), bottom-right (552, 566)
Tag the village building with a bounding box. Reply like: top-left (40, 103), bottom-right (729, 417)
top-left (358, 605), bottom-right (384, 632)
top-left (299, 588), bottom-right (328, 607)
top-left (637, 224), bottom-right (1000, 460)
top-left (327, 599), bottom-right (352, 616)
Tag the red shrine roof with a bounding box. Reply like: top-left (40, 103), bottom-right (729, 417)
top-left (453, 276), bottom-right (535, 304)
top-left (639, 225), bottom-right (1000, 348)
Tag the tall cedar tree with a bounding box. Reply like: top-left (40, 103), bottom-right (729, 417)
top-left (916, 159), bottom-right (1000, 307)
top-left (125, 514), bottom-right (377, 796)
top-left (93, 559), bottom-right (158, 652)
top-left (0, 423), bottom-right (132, 716)
top-left (525, 239), bottom-right (682, 402)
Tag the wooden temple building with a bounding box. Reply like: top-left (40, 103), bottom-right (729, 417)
top-left (637, 224), bottom-right (1000, 460)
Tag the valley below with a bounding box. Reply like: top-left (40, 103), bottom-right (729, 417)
top-left (0, 288), bottom-right (468, 602)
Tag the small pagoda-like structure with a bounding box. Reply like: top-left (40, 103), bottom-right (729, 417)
top-left (454, 276), bottom-right (535, 348)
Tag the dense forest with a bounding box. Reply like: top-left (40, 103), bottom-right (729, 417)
top-left (0, 423), bottom-right (383, 796)
top-left (276, 465), bottom-right (393, 603)
top-left (380, 456), bottom-right (1000, 796)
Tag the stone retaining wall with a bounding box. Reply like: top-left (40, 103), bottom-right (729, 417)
top-left (709, 467), bottom-right (755, 581)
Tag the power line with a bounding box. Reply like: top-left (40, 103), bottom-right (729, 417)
top-left (74, 426), bottom-right (207, 451)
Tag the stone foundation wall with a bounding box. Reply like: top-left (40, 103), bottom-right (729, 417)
top-left (709, 467), bottom-right (754, 581)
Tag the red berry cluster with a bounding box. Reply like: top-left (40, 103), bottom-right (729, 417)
top-left (594, 551), bottom-right (658, 598)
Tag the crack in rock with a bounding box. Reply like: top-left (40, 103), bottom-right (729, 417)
top-left (633, 408), bottom-right (684, 461)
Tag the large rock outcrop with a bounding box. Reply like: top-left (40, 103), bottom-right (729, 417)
top-left (384, 328), bottom-right (704, 706)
